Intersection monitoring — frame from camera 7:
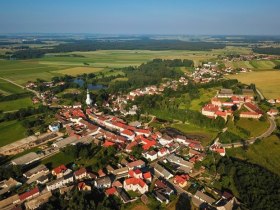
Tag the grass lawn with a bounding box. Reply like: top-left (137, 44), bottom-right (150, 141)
top-left (236, 118), bottom-right (270, 137)
top-left (41, 152), bottom-right (76, 168)
top-left (0, 120), bottom-right (26, 147)
top-left (227, 135), bottom-right (280, 176)
top-left (0, 97), bottom-right (34, 112)
top-left (171, 123), bottom-right (218, 146)
top-left (227, 70), bottom-right (280, 99)
top-left (189, 88), bottom-right (217, 111)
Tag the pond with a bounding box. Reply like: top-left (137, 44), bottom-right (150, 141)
top-left (73, 78), bottom-right (107, 90)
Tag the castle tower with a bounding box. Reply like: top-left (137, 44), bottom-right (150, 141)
top-left (85, 89), bottom-right (92, 106)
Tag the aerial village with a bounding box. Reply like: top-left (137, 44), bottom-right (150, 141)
top-left (0, 55), bottom-right (279, 210)
top-left (0, 84), bottom-right (242, 210)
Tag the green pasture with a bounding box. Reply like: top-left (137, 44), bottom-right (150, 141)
top-left (0, 120), bottom-right (26, 147)
top-left (0, 78), bottom-right (26, 95)
top-left (0, 97), bottom-right (34, 112)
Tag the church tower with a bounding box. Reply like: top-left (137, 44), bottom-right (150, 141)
top-left (85, 89), bottom-right (92, 106)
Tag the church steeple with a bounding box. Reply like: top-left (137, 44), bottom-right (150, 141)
top-left (85, 89), bottom-right (92, 106)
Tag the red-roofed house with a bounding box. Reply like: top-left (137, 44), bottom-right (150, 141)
top-left (52, 165), bottom-right (67, 178)
top-left (120, 129), bottom-right (135, 140)
top-left (18, 187), bottom-right (40, 202)
top-left (77, 182), bottom-right (91, 191)
top-left (98, 169), bottom-right (106, 177)
top-left (211, 98), bottom-right (222, 107)
top-left (143, 172), bottom-right (152, 182)
top-left (143, 150), bottom-right (158, 161)
top-left (127, 160), bottom-right (145, 170)
top-left (125, 141), bottom-right (138, 153)
top-left (74, 168), bottom-right (87, 180)
top-left (174, 175), bottom-right (189, 188)
top-left (210, 144), bottom-right (226, 156)
top-left (202, 104), bottom-right (221, 118)
top-left (215, 111), bottom-right (227, 120)
top-left (105, 187), bottom-right (117, 196)
top-left (103, 140), bottom-right (115, 147)
top-left (128, 169), bottom-right (143, 179)
top-left (124, 178), bottom-right (148, 194)
top-left (240, 112), bottom-right (262, 119)
top-left (135, 129), bottom-right (151, 137)
top-left (267, 109), bottom-right (279, 117)
top-left (244, 102), bottom-right (263, 114)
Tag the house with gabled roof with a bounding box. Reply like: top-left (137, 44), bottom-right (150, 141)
top-left (123, 177), bottom-right (148, 194)
top-left (74, 167), bottom-right (87, 180)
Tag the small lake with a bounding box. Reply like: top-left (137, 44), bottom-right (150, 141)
top-left (73, 78), bottom-right (107, 90)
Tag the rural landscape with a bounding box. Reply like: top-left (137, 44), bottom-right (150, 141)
top-left (0, 1), bottom-right (280, 210)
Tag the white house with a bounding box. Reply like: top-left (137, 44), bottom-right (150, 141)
top-left (123, 178), bottom-right (148, 194)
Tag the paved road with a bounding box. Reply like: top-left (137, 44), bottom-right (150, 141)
top-left (221, 117), bottom-right (277, 148)
top-left (256, 88), bottom-right (265, 100)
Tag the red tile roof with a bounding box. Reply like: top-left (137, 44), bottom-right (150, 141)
top-left (74, 167), bottom-right (87, 177)
top-left (143, 172), bottom-right (152, 180)
top-left (103, 141), bottom-right (115, 147)
top-left (121, 129), bottom-right (135, 136)
top-left (53, 165), bottom-right (67, 175)
top-left (125, 178), bottom-right (147, 188)
top-left (19, 187), bottom-right (39, 201)
top-left (105, 187), bottom-right (116, 196)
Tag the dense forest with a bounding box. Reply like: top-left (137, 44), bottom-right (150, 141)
top-left (108, 59), bottom-right (188, 93)
top-left (217, 157), bottom-right (280, 210)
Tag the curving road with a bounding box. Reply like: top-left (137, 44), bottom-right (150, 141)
top-left (221, 117), bottom-right (277, 148)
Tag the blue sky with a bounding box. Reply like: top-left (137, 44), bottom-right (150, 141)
top-left (0, 0), bottom-right (280, 35)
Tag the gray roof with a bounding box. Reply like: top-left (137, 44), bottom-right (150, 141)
top-left (95, 176), bottom-right (111, 186)
top-left (219, 89), bottom-right (233, 94)
top-left (23, 164), bottom-right (49, 178)
top-left (11, 152), bottom-right (41, 166)
top-left (112, 167), bottom-right (128, 175)
top-left (154, 164), bottom-right (173, 179)
top-left (194, 191), bottom-right (215, 204)
top-left (47, 177), bottom-right (64, 187)
top-left (52, 136), bottom-right (78, 148)
top-left (166, 154), bottom-right (194, 169)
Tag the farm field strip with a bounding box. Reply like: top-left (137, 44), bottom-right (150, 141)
top-left (227, 70), bottom-right (280, 98)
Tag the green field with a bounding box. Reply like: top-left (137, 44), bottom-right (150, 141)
top-left (171, 123), bottom-right (218, 146)
top-left (236, 118), bottom-right (270, 137)
top-left (0, 78), bottom-right (26, 95)
top-left (41, 152), bottom-right (75, 168)
top-left (226, 60), bottom-right (278, 70)
top-left (0, 97), bottom-right (34, 112)
top-left (54, 66), bottom-right (105, 76)
top-left (227, 70), bottom-right (280, 98)
top-left (0, 120), bottom-right (26, 146)
top-left (227, 135), bottom-right (280, 176)
top-left (189, 89), bottom-right (217, 111)
top-left (0, 49), bottom-right (218, 84)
